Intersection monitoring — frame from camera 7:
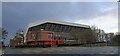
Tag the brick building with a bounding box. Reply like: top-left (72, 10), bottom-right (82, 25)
top-left (9, 32), bottom-right (23, 47)
top-left (24, 20), bottom-right (90, 46)
top-left (9, 37), bottom-right (22, 47)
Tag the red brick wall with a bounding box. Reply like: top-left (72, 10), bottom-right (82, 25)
top-left (9, 39), bottom-right (14, 47)
top-left (9, 38), bottom-right (22, 47)
top-left (26, 31), bottom-right (31, 42)
top-left (26, 31), bottom-right (49, 44)
top-left (26, 31), bottom-right (35, 42)
top-left (40, 31), bottom-right (48, 41)
top-left (37, 31), bottom-right (41, 41)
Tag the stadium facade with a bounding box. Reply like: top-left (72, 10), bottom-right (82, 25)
top-left (24, 20), bottom-right (91, 46)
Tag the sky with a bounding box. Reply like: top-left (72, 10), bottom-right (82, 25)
top-left (0, 2), bottom-right (1, 27)
top-left (2, 2), bottom-right (118, 45)
top-left (1, 0), bottom-right (118, 2)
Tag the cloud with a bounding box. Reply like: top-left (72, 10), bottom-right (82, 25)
top-left (3, 2), bottom-right (115, 21)
top-left (2, 0), bottom-right (118, 2)
top-left (118, 3), bottom-right (120, 32)
top-left (75, 7), bottom-right (118, 33)
top-left (0, 2), bottom-right (1, 27)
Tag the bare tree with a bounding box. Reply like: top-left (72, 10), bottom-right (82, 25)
top-left (1, 28), bottom-right (8, 47)
top-left (0, 28), bottom-right (2, 48)
top-left (0, 27), bottom-right (2, 39)
top-left (16, 29), bottom-right (24, 38)
top-left (16, 29), bottom-right (24, 44)
top-left (71, 28), bottom-right (97, 44)
top-left (84, 29), bottom-right (97, 43)
top-left (111, 34), bottom-right (120, 46)
top-left (70, 29), bottom-right (84, 44)
top-left (2, 28), bottom-right (8, 39)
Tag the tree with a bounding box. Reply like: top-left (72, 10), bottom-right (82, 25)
top-left (0, 28), bottom-right (2, 48)
top-left (83, 29), bottom-right (97, 43)
top-left (70, 28), bottom-right (97, 44)
top-left (16, 29), bottom-right (24, 44)
top-left (111, 34), bottom-right (120, 46)
top-left (0, 27), bottom-right (2, 39)
top-left (16, 29), bottom-right (24, 38)
top-left (70, 29), bottom-right (85, 44)
top-left (2, 28), bottom-right (8, 39)
top-left (1, 28), bottom-right (8, 47)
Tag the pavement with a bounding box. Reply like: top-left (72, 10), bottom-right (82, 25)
top-left (3, 46), bottom-right (119, 54)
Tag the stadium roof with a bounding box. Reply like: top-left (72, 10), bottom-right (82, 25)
top-left (28, 19), bottom-right (90, 28)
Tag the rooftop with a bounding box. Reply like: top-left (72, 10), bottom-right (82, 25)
top-left (28, 19), bottom-right (90, 28)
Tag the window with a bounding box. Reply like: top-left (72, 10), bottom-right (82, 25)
top-left (48, 32), bottom-right (53, 39)
top-left (48, 34), bottom-right (52, 39)
top-left (32, 34), bottom-right (36, 40)
top-left (54, 34), bottom-right (57, 39)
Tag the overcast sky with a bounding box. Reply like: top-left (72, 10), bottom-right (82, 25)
top-left (2, 2), bottom-right (118, 45)
top-left (0, 2), bottom-right (1, 27)
top-left (1, 0), bottom-right (118, 2)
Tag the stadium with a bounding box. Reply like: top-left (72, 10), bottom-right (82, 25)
top-left (23, 20), bottom-right (90, 47)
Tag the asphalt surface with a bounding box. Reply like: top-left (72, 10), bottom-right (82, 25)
top-left (3, 46), bottom-right (119, 54)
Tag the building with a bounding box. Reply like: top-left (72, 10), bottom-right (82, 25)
top-left (24, 20), bottom-right (91, 46)
top-left (9, 32), bottom-right (24, 47)
top-left (104, 33), bottom-right (114, 42)
top-left (9, 36), bottom-right (22, 47)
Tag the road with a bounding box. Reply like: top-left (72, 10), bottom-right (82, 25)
top-left (3, 46), bottom-right (119, 54)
